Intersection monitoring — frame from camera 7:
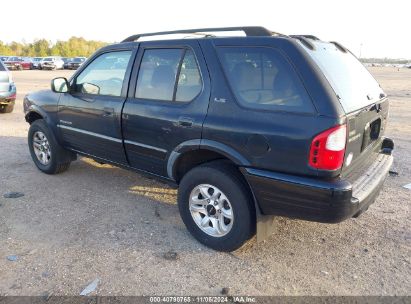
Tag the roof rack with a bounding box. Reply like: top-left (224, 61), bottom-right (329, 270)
top-left (122, 26), bottom-right (275, 42)
top-left (330, 41), bottom-right (347, 53)
top-left (298, 35), bottom-right (320, 40)
top-left (290, 35), bottom-right (316, 50)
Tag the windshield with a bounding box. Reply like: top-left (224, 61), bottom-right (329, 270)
top-left (73, 57), bottom-right (85, 63)
top-left (44, 58), bottom-right (53, 62)
top-left (302, 41), bottom-right (384, 113)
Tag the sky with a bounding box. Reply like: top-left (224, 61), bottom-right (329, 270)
top-left (2, 0), bottom-right (410, 59)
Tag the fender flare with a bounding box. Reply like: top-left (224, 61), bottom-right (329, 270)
top-left (166, 139), bottom-right (251, 181)
top-left (25, 105), bottom-right (50, 124)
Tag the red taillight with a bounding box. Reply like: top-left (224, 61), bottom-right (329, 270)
top-left (309, 125), bottom-right (347, 170)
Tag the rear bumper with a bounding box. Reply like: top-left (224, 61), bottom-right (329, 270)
top-left (0, 94), bottom-right (16, 105)
top-left (243, 150), bottom-right (393, 223)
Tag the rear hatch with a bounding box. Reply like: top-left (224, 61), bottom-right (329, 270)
top-left (302, 41), bottom-right (388, 177)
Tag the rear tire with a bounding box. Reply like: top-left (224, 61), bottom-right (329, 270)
top-left (28, 119), bottom-right (74, 174)
top-left (178, 161), bottom-right (255, 251)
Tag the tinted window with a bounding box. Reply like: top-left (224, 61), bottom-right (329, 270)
top-left (135, 48), bottom-right (202, 102)
top-left (302, 42), bottom-right (384, 113)
top-left (136, 49), bottom-right (182, 101)
top-left (217, 47), bottom-right (314, 113)
top-left (176, 50), bottom-right (202, 102)
top-left (75, 51), bottom-right (132, 96)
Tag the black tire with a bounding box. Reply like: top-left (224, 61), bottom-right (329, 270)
top-left (28, 119), bottom-right (74, 174)
top-left (178, 161), bottom-right (255, 251)
top-left (0, 104), bottom-right (14, 113)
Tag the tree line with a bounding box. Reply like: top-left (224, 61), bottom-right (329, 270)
top-left (0, 37), bottom-right (108, 57)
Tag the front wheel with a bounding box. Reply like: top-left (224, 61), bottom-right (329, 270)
top-left (28, 119), bottom-right (74, 174)
top-left (178, 161), bottom-right (255, 251)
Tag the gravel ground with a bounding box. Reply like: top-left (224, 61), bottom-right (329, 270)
top-left (0, 68), bottom-right (410, 296)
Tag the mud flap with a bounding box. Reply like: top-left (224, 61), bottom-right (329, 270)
top-left (256, 212), bottom-right (278, 243)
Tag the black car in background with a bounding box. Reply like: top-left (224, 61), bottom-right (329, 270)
top-left (23, 27), bottom-right (394, 251)
top-left (67, 57), bottom-right (86, 69)
top-left (62, 58), bottom-right (72, 69)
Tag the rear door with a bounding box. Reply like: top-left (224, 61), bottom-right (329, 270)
top-left (122, 40), bottom-right (210, 177)
top-left (58, 49), bottom-right (134, 164)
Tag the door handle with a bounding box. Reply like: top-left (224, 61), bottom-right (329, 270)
top-left (103, 107), bottom-right (114, 117)
top-left (178, 117), bottom-right (193, 127)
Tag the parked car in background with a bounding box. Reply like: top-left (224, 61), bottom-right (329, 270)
top-left (0, 61), bottom-right (16, 113)
top-left (41, 57), bottom-right (64, 70)
top-left (1, 56), bottom-right (10, 62)
top-left (67, 57), bottom-right (86, 69)
top-left (32, 57), bottom-right (43, 69)
top-left (62, 57), bottom-right (72, 69)
top-left (4, 57), bottom-right (33, 70)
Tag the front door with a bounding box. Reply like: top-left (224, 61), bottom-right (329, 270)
top-left (122, 40), bottom-right (210, 177)
top-left (58, 50), bottom-right (134, 164)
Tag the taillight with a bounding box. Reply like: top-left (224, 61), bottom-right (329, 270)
top-left (309, 125), bottom-right (347, 170)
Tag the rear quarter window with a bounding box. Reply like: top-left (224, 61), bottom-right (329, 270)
top-left (217, 47), bottom-right (315, 113)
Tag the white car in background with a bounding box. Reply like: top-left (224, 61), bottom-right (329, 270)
top-left (41, 57), bottom-right (65, 70)
top-left (0, 61), bottom-right (16, 113)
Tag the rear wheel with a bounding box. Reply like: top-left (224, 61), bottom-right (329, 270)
top-left (178, 161), bottom-right (255, 251)
top-left (28, 119), bottom-right (74, 174)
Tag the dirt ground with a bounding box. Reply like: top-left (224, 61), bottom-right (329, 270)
top-left (0, 68), bottom-right (410, 296)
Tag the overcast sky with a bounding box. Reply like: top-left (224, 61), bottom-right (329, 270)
top-left (2, 0), bottom-right (410, 58)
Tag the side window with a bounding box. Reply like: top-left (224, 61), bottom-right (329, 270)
top-left (176, 50), bottom-right (202, 102)
top-left (135, 48), bottom-right (202, 102)
top-left (75, 51), bottom-right (132, 97)
top-left (217, 47), bottom-right (315, 113)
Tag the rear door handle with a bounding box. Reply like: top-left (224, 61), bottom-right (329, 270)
top-left (103, 107), bottom-right (114, 117)
top-left (178, 117), bottom-right (193, 127)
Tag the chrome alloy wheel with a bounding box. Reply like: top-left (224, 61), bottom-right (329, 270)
top-left (189, 184), bottom-right (234, 237)
top-left (32, 131), bottom-right (51, 165)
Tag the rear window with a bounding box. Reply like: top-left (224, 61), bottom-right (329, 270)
top-left (217, 47), bottom-right (315, 113)
top-left (302, 41), bottom-right (384, 113)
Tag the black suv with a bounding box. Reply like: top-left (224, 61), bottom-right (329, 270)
top-left (24, 27), bottom-right (393, 251)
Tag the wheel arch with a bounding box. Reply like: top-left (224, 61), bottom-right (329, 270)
top-left (167, 139), bottom-right (251, 183)
top-left (25, 106), bottom-right (48, 124)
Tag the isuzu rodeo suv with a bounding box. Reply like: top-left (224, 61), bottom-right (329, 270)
top-left (23, 27), bottom-right (394, 251)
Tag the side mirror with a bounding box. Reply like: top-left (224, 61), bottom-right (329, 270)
top-left (51, 77), bottom-right (69, 93)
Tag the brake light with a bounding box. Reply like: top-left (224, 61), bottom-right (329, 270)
top-left (309, 125), bottom-right (347, 170)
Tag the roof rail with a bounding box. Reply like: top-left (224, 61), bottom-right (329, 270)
top-left (330, 41), bottom-right (347, 53)
top-left (290, 35), bottom-right (316, 50)
top-left (122, 26), bottom-right (274, 42)
top-left (299, 35), bottom-right (320, 40)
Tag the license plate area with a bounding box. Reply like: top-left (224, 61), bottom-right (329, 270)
top-left (361, 118), bottom-right (381, 151)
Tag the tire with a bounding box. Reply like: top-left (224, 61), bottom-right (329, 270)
top-left (28, 119), bottom-right (74, 174)
top-left (178, 161), bottom-right (255, 251)
top-left (0, 104), bottom-right (14, 113)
